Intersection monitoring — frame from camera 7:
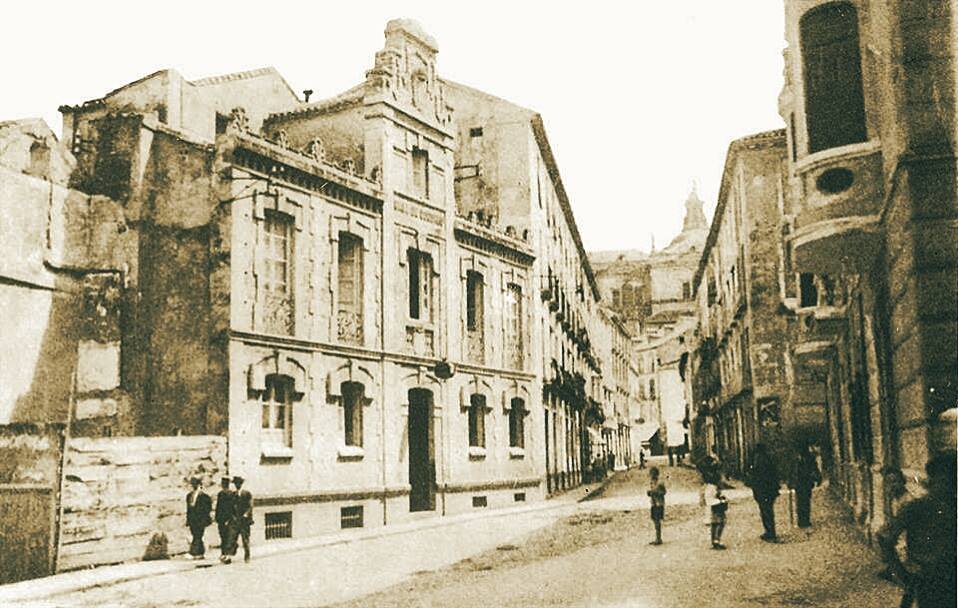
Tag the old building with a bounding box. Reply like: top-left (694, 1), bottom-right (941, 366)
top-left (443, 80), bottom-right (611, 494)
top-left (2, 19), bottom-right (634, 555)
top-left (591, 191), bottom-right (706, 456)
top-left (687, 130), bottom-right (793, 475)
top-left (778, 0), bottom-right (957, 534)
top-left (0, 118), bottom-right (134, 435)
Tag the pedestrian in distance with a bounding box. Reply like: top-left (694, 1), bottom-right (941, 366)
top-left (789, 441), bottom-right (821, 528)
top-left (878, 451), bottom-right (957, 608)
top-left (215, 476), bottom-right (236, 563)
top-left (228, 476), bottom-right (254, 563)
top-left (185, 477), bottom-right (212, 560)
top-left (746, 443), bottom-right (781, 542)
top-left (647, 466), bottom-right (667, 545)
top-left (639, 449), bottom-right (646, 470)
top-left (700, 462), bottom-right (728, 550)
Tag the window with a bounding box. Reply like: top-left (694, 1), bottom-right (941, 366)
top-left (468, 394), bottom-right (486, 448)
top-left (261, 212), bottom-right (294, 334)
top-left (612, 289), bottom-right (621, 307)
top-left (469, 127), bottom-right (483, 138)
top-left (261, 374), bottom-right (293, 449)
top-left (505, 283), bottom-right (524, 369)
top-left (707, 278), bottom-right (717, 306)
top-left (337, 233), bottom-right (364, 344)
top-left (472, 496), bottom-right (487, 508)
top-left (509, 398), bottom-right (526, 448)
top-left (342, 382), bottom-right (364, 448)
top-left (263, 212), bottom-right (292, 295)
top-left (799, 273), bottom-right (818, 308)
top-left (514, 492), bottom-right (526, 502)
top-left (412, 148), bottom-right (429, 199)
top-left (682, 282), bottom-right (691, 301)
top-left (408, 249), bottom-right (434, 321)
top-left (649, 378), bottom-right (656, 400)
top-left (264, 511), bottom-right (292, 540)
top-left (466, 271), bottom-right (484, 331)
top-left (340, 506), bottom-right (364, 529)
top-left (801, 2), bottom-right (866, 153)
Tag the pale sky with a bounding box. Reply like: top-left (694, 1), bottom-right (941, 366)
top-left (1, 1), bottom-right (786, 252)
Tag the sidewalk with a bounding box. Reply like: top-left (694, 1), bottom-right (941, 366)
top-left (1, 481), bottom-right (606, 606)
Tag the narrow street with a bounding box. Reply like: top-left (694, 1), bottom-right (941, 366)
top-left (21, 459), bottom-right (898, 607)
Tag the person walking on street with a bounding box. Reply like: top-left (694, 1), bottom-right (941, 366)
top-left (230, 476), bottom-right (254, 563)
top-left (639, 449), bottom-right (646, 469)
top-left (790, 442), bottom-right (821, 528)
top-left (701, 463), bottom-right (728, 550)
top-left (647, 466), bottom-right (667, 545)
top-left (746, 443), bottom-right (781, 541)
top-left (214, 476), bottom-right (236, 563)
top-left (878, 451), bottom-right (957, 608)
top-left (185, 477), bottom-right (212, 560)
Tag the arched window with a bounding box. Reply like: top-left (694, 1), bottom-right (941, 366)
top-left (468, 394), bottom-right (486, 448)
top-left (801, 2), bottom-right (866, 153)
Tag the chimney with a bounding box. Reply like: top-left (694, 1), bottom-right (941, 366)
top-left (303, 89), bottom-right (314, 103)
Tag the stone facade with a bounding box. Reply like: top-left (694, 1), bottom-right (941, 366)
top-left (686, 130), bottom-right (793, 476)
top-left (777, 0), bottom-right (957, 536)
top-left (59, 436), bottom-right (227, 571)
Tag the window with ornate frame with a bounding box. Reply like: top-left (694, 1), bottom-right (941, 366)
top-left (468, 394), bottom-right (486, 448)
top-left (509, 398), bottom-right (526, 449)
top-left (337, 232), bottom-right (364, 344)
top-left (260, 210), bottom-right (294, 335)
top-left (261, 374), bottom-right (294, 450)
top-left (408, 248), bottom-right (434, 321)
top-left (342, 381), bottom-right (364, 448)
top-left (504, 283), bottom-right (524, 370)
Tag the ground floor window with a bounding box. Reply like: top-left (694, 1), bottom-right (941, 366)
top-left (509, 398), bottom-right (526, 448)
top-left (468, 394), bottom-right (486, 448)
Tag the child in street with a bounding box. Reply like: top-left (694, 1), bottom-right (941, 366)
top-left (701, 460), bottom-right (728, 549)
top-left (647, 466), bottom-right (667, 545)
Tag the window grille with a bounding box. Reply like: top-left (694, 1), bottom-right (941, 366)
top-left (341, 506), bottom-right (364, 529)
top-left (264, 511), bottom-right (292, 540)
top-left (472, 496), bottom-right (487, 508)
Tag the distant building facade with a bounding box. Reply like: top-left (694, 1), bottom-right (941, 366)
top-left (591, 191), bottom-right (707, 456)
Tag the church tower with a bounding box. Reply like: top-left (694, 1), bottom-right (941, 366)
top-left (682, 186), bottom-right (708, 232)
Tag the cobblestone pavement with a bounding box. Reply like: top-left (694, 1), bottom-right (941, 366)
top-left (17, 462), bottom-right (899, 607)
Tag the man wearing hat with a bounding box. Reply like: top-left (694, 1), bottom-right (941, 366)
top-left (214, 477), bottom-right (236, 562)
top-left (229, 476), bottom-right (254, 563)
top-left (185, 477), bottom-right (212, 559)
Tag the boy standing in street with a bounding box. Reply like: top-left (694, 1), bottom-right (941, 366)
top-left (647, 466), bottom-right (667, 545)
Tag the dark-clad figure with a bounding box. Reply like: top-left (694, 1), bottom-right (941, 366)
top-left (789, 442), bottom-right (821, 528)
top-left (229, 476), bottom-right (254, 563)
top-left (185, 477), bottom-right (212, 559)
top-left (879, 451), bottom-right (957, 608)
top-left (214, 476), bottom-right (236, 563)
top-left (746, 443), bottom-right (780, 541)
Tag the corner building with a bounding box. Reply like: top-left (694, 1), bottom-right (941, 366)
top-left (780, 0), bottom-right (956, 534)
top-left (51, 19), bottom-right (620, 544)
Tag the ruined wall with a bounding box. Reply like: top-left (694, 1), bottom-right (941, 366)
top-left (59, 435), bottom-right (227, 571)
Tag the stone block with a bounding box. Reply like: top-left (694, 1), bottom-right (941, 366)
top-left (75, 397), bottom-right (119, 420)
top-left (76, 340), bottom-right (121, 393)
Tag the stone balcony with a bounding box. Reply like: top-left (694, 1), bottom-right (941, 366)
top-left (790, 140), bottom-right (884, 274)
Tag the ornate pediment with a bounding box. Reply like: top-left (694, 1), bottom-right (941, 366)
top-left (365, 19), bottom-right (453, 127)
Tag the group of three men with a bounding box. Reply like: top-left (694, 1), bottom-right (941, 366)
top-left (185, 475), bottom-right (253, 563)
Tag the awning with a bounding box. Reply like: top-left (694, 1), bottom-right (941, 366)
top-left (634, 423), bottom-right (659, 442)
